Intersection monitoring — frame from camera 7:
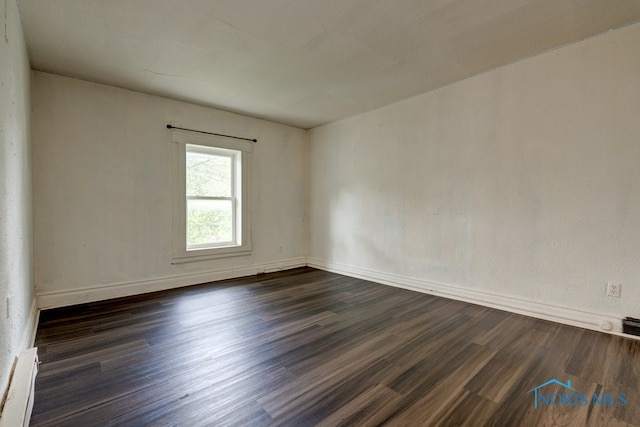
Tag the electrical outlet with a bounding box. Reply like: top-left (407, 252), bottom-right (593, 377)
top-left (607, 282), bottom-right (622, 298)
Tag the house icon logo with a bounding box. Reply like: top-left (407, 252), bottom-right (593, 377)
top-left (528, 379), bottom-right (576, 409)
top-left (528, 379), bottom-right (627, 408)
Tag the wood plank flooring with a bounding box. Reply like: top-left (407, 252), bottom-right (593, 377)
top-left (30, 268), bottom-right (640, 426)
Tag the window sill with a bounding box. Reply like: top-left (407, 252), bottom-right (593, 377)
top-left (171, 245), bottom-right (252, 264)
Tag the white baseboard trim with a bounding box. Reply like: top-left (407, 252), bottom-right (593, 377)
top-left (35, 256), bottom-right (636, 340)
top-left (307, 258), bottom-right (633, 339)
top-left (0, 348), bottom-right (38, 427)
top-left (21, 299), bottom-right (39, 350)
top-left (37, 257), bottom-right (307, 309)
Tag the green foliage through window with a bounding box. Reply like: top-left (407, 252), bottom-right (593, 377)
top-left (186, 152), bottom-right (231, 197)
top-left (187, 200), bottom-right (232, 245)
top-left (185, 148), bottom-right (236, 247)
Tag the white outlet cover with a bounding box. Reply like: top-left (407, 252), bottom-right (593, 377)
top-left (607, 282), bottom-right (622, 297)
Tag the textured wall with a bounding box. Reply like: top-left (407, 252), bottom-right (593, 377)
top-left (309, 22), bottom-right (640, 319)
top-left (32, 72), bottom-right (308, 303)
top-left (0, 0), bottom-right (34, 403)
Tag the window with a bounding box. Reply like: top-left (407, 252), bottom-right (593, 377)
top-left (172, 129), bottom-right (252, 262)
top-left (186, 145), bottom-right (238, 248)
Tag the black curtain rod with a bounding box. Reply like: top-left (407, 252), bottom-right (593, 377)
top-left (166, 124), bottom-right (257, 143)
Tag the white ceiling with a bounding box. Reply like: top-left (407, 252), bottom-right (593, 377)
top-left (17, 0), bottom-right (640, 129)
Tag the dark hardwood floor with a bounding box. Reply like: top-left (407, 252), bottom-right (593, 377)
top-left (31, 268), bottom-right (640, 426)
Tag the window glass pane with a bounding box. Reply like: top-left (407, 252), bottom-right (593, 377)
top-left (187, 199), bottom-right (233, 246)
top-left (186, 152), bottom-right (232, 197)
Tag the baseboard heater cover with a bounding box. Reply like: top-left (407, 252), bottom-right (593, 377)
top-left (623, 317), bottom-right (640, 337)
top-left (0, 348), bottom-right (39, 427)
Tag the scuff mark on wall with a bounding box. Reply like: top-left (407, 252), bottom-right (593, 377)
top-left (5, 0), bottom-right (9, 43)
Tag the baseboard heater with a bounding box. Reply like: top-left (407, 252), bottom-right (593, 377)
top-left (0, 348), bottom-right (39, 427)
top-left (623, 317), bottom-right (640, 337)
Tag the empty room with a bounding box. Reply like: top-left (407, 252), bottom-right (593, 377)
top-left (1, 0), bottom-right (640, 425)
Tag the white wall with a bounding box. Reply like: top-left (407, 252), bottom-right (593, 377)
top-left (0, 0), bottom-right (35, 404)
top-left (309, 22), bottom-right (640, 328)
top-left (32, 72), bottom-right (308, 307)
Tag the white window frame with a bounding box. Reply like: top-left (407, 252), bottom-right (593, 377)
top-left (185, 144), bottom-right (238, 250)
top-left (171, 129), bottom-right (252, 263)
